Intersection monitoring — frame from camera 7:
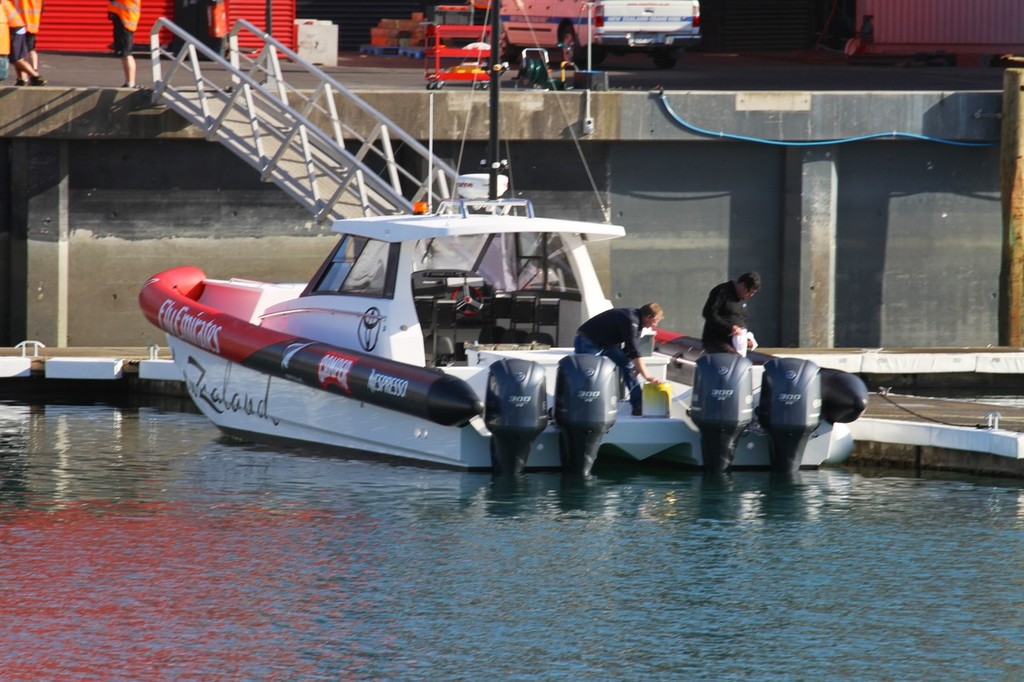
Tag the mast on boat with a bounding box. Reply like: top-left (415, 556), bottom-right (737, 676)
top-left (488, 0), bottom-right (501, 200)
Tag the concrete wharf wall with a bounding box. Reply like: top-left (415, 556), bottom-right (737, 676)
top-left (0, 85), bottom-right (1003, 349)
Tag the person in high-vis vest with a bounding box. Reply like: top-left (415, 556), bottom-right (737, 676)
top-left (108, 0), bottom-right (141, 88)
top-left (0, 1), bottom-right (9, 82)
top-left (15, 0), bottom-right (41, 71)
top-left (2, 0), bottom-right (45, 85)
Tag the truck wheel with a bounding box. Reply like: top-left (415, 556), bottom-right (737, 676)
top-left (558, 24), bottom-right (577, 65)
top-left (652, 50), bottom-right (677, 70)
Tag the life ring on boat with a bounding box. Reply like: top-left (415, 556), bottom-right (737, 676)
top-left (451, 285), bottom-right (485, 316)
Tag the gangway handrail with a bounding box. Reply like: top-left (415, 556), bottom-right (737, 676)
top-left (149, 18), bottom-right (457, 220)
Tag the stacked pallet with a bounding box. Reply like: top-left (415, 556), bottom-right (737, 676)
top-left (369, 12), bottom-right (427, 49)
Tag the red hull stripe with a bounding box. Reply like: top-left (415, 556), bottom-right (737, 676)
top-left (139, 267), bottom-right (483, 427)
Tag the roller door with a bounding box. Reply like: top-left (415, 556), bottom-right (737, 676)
top-left (34, 0), bottom-right (295, 53)
top-left (701, 0), bottom-right (815, 52)
top-left (229, 0), bottom-right (297, 50)
top-left (35, 0), bottom-right (175, 52)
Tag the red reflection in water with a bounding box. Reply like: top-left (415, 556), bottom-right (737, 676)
top-left (0, 500), bottom-right (373, 679)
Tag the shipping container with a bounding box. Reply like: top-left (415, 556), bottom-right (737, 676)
top-left (855, 0), bottom-right (1024, 54)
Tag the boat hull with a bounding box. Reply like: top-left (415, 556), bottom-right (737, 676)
top-left (143, 267), bottom-right (854, 472)
top-left (166, 337), bottom-right (852, 471)
top-left (170, 340), bottom-right (509, 469)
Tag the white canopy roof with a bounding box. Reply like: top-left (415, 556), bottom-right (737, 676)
top-left (331, 210), bottom-right (626, 243)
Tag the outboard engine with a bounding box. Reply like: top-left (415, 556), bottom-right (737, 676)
top-left (821, 369), bottom-right (869, 424)
top-left (689, 353), bottom-right (754, 473)
top-left (759, 358), bottom-right (822, 473)
top-left (485, 358), bottom-right (548, 476)
top-left (554, 354), bottom-right (619, 477)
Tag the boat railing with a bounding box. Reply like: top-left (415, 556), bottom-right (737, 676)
top-left (436, 198), bottom-right (536, 218)
top-left (149, 18), bottom-right (458, 221)
top-left (259, 307), bottom-right (385, 324)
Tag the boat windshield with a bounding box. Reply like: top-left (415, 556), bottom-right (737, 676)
top-left (307, 235), bottom-right (397, 298)
top-left (414, 232), bottom-right (578, 293)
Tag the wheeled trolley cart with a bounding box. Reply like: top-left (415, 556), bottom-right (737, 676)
top-left (425, 24), bottom-right (493, 89)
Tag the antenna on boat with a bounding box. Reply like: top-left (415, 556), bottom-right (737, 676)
top-left (488, 0), bottom-right (501, 200)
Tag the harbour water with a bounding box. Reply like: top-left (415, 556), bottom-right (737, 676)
top-left (1, 400), bottom-right (1024, 680)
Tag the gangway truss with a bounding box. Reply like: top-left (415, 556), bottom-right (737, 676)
top-left (149, 18), bottom-right (457, 221)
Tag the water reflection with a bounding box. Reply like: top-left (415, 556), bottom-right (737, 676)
top-left (0, 401), bottom-right (211, 509)
top-left (2, 403), bottom-right (1024, 679)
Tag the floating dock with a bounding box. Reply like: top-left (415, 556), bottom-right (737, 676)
top-left (2, 345), bottom-right (1024, 478)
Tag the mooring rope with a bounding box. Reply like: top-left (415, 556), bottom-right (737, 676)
top-left (873, 389), bottom-right (1001, 430)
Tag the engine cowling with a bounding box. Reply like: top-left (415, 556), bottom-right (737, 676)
top-left (485, 358), bottom-right (548, 476)
top-left (554, 354), bottom-right (619, 476)
top-left (690, 353), bottom-right (754, 472)
top-left (759, 357), bottom-right (822, 473)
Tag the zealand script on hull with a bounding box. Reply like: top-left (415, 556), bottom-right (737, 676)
top-left (184, 356), bottom-right (280, 426)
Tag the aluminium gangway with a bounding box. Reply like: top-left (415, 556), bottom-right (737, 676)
top-left (149, 18), bottom-right (457, 221)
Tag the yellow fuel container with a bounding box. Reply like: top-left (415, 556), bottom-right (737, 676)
top-left (642, 382), bottom-right (671, 417)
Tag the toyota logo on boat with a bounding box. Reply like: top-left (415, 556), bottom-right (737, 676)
top-left (359, 307), bottom-right (382, 352)
top-left (317, 351), bottom-right (355, 394)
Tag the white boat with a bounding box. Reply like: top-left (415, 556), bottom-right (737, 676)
top-left (139, 195), bottom-right (867, 475)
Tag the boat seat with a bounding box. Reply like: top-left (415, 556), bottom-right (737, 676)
top-left (510, 294), bottom-right (537, 336)
top-left (431, 298), bottom-right (459, 364)
top-left (479, 324), bottom-right (506, 344)
top-left (426, 334), bottom-right (456, 366)
top-left (523, 331), bottom-right (554, 346)
top-left (415, 296), bottom-right (435, 326)
top-left (489, 294), bottom-right (513, 327)
top-left (536, 297), bottom-right (560, 345)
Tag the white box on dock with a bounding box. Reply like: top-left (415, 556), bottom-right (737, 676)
top-left (0, 357), bottom-right (32, 377)
top-left (45, 358), bottom-right (123, 380)
top-left (296, 20), bottom-right (338, 66)
top-left (139, 359), bottom-right (183, 381)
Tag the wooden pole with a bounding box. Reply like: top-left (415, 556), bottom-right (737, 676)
top-left (1000, 68), bottom-right (1024, 346)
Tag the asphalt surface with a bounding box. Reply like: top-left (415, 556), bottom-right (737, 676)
top-left (22, 49), bottom-right (1012, 92)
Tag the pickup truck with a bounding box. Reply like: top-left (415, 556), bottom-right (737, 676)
top-left (500, 0), bottom-right (701, 69)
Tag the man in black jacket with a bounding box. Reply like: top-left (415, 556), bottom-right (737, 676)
top-left (575, 302), bottom-right (664, 416)
top-left (701, 272), bottom-right (761, 354)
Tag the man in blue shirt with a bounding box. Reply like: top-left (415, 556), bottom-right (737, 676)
top-left (575, 302), bottom-right (664, 416)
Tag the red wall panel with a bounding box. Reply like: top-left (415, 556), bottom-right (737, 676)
top-left (34, 0), bottom-right (295, 53)
top-left (35, 0), bottom-right (175, 52)
top-left (228, 0), bottom-right (296, 51)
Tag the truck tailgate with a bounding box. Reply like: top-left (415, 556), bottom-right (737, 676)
top-left (599, 0), bottom-right (699, 38)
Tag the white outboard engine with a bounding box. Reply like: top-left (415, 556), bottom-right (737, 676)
top-left (759, 358), bottom-right (822, 473)
top-left (689, 353), bottom-right (754, 472)
top-left (554, 354), bottom-right (619, 477)
top-left (485, 358), bottom-right (548, 476)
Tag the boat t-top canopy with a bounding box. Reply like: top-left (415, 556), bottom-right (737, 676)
top-left (331, 199), bottom-right (626, 243)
